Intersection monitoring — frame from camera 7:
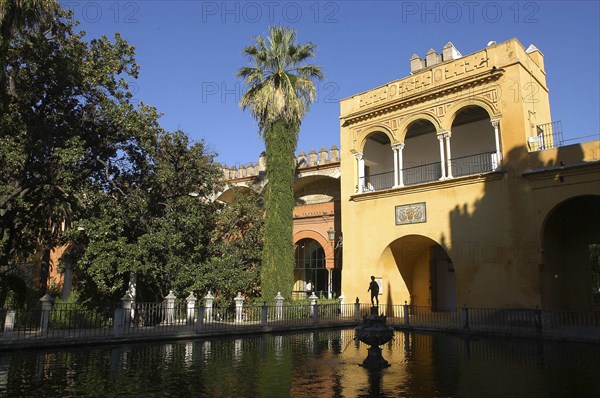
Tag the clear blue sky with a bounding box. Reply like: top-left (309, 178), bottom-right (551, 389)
top-left (60, 1), bottom-right (600, 166)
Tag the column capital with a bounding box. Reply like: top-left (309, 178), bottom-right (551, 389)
top-left (391, 142), bottom-right (405, 151)
top-left (437, 131), bottom-right (451, 140)
top-left (490, 118), bottom-right (500, 127)
top-left (352, 151), bottom-right (363, 160)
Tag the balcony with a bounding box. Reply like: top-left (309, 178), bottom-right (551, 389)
top-left (358, 151), bottom-right (499, 193)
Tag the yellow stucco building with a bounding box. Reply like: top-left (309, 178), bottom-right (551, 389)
top-left (339, 39), bottom-right (600, 311)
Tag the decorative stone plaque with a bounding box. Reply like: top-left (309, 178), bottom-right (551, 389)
top-left (395, 202), bottom-right (426, 225)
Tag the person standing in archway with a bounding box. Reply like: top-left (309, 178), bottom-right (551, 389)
top-left (368, 276), bottom-right (379, 307)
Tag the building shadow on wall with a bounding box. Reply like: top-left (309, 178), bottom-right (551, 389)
top-left (447, 142), bottom-right (600, 311)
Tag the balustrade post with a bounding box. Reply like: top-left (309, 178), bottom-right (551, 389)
top-left (113, 308), bottom-right (122, 337)
top-left (461, 305), bottom-right (469, 329)
top-left (274, 292), bottom-right (284, 320)
top-left (121, 292), bottom-right (133, 330)
top-left (261, 303), bottom-right (268, 326)
top-left (186, 292), bottom-right (197, 325)
top-left (196, 306), bottom-right (205, 332)
top-left (234, 292), bottom-right (245, 323)
top-left (354, 297), bottom-right (361, 321)
top-left (165, 290), bottom-right (176, 324)
top-left (39, 293), bottom-right (54, 335)
top-left (204, 291), bottom-right (214, 323)
top-left (403, 301), bottom-right (410, 326)
top-left (535, 306), bottom-right (542, 335)
top-left (309, 292), bottom-right (318, 324)
top-left (3, 310), bottom-right (16, 342)
top-left (338, 293), bottom-right (345, 317)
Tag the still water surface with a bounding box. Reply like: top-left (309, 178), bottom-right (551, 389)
top-left (1, 329), bottom-right (599, 397)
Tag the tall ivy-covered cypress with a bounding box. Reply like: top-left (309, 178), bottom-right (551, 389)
top-left (237, 27), bottom-right (323, 301)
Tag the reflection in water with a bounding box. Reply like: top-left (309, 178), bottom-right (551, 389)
top-left (1, 330), bottom-right (599, 397)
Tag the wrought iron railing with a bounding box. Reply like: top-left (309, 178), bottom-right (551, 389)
top-left (450, 152), bottom-right (498, 177)
top-left (403, 162), bottom-right (442, 186)
top-left (529, 121), bottom-right (564, 150)
top-left (359, 170), bottom-right (394, 192)
top-left (3, 300), bottom-right (598, 347)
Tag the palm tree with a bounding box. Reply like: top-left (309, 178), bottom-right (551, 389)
top-left (237, 26), bottom-right (323, 301)
top-left (0, 0), bottom-right (57, 106)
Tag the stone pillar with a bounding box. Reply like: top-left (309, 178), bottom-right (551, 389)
top-left (392, 143), bottom-right (405, 187)
top-left (392, 145), bottom-right (399, 187)
top-left (354, 152), bottom-right (365, 193)
top-left (165, 290), bottom-right (176, 324)
top-left (204, 291), bottom-right (214, 323)
top-left (461, 306), bottom-right (469, 329)
top-left (327, 269), bottom-right (332, 299)
top-left (274, 292), bottom-right (284, 320)
top-left (437, 133), bottom-right (447, 180)
top-left (403, 301), bottom-right (410, 326)
top-left (234, 292), bottom-right (245, 323)
top-left (39, 293), bottom-right (53, 334)
top-left (444, 131), bottom-right (454, 178)
top-left (491, 118), bottom-right (502, 167)
top-left (121, 292), bottom-right (133, 329)
top-left (3, 310), bottom-right (16, 341)
top-left (339, 293), bottom-right (345, 317)
top-left (261, 303), bottom-right (268, 326)
top-left (309, 292), bottom-right (318, 323)
top-left (397, 143), bottom-right (405, 186)
top-left (354, 297), bottom-right (361, 321)
top-left (186, 292), bottom-right (197, 325)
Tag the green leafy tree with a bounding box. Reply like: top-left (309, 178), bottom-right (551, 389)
top-left (204, 188), bottom-right (264, 303)
top-left (236, 26), bottom-right (322, 301)
top-left (0, 6), bottom-right (141, 294)
top-left (73, 131), bottom-right (222, 305)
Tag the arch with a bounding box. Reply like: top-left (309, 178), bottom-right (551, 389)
top-left (398, 112), bottom-right (442, 142)
top-left (294, 229), bottom-right (334, 268)
top-left (355, 125), bottom-right (396, 153)
top-left (377, 234), bottom-right (457, 310)
top-left (540, 195), bottom-right (600, 311)
top-left (215, 185), bottom-right (254, 204)
top-left (442, 98), bottom-right (499, 131)
top-left (293, 237), bottom-right (329, 300)
top-left (293, 175), bottom-right (340, 205)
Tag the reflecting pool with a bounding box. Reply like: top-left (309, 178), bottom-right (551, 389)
top-left (1, 329), bottom-right (599, 397)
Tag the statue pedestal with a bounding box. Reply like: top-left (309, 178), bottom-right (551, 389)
top-left (355, 306), bottom-right (394, 370)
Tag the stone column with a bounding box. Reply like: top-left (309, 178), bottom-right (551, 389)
top-left (274, 292), bottom-right (284, 320)
top-left (234, 292), bottom-right (245, 323)
top-left (309, 292), bottom-right (318, 323)
top-left (393, 143), bottom-right (405, 187)
top-left (354, 152), bottom-right (365, 193)
top-left (3, 310), bottom-right (15, 342)
top-left (164, 290), bottom-right (176, 324)
top-left (186, 292), bottom-right (197, 325)
top-left (444, 131), bottom-right (454, 178)
top-left (437, 133), bottom-right (447, 180)
top-left (392, 145), bottom-right (399, 187)
top-left (204, 291), bottom-right (214, 323)
top-left (327, 269), bottom-right (332, 299)
top-left (121, 292), bottom-right (133, 329)
top-left (491, 118), bottom-right (502, 168)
